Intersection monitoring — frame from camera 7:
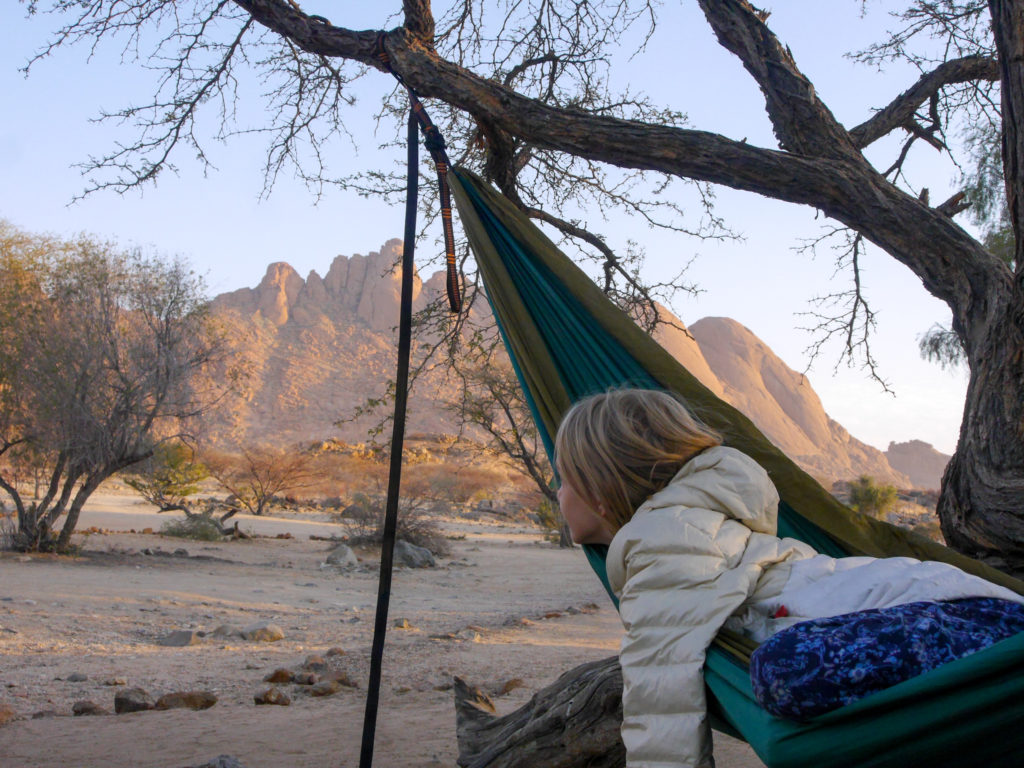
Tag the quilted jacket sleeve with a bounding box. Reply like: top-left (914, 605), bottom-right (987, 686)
top-left (614, 511), bottom-right (761, 768)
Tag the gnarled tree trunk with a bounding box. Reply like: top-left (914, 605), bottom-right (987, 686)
top-left (939, 297), bottom-right (1024, 575)
top-left (454, 656), bottom-right (625, 768)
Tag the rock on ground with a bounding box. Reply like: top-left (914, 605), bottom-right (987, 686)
top-left (394, 539), bottom-right (436, 568)
top-left (242, 621), bottom-right (285, 643)
top-left (155, 691), bottom-right (218, 711)
top-left (115, 687), bottom-right (154, 714)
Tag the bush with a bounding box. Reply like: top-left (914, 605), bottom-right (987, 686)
top-left (160, 515), bottom-right (224, 541)
top-left (339, 492), bottom-right (450, 557)
top-left (848, 475), bottom-right (899, 519)
top-left (534, 498), bottom-right (564, 543)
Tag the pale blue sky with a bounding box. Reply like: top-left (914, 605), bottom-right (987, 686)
top-left (1, 2), bottom-right (971, 454)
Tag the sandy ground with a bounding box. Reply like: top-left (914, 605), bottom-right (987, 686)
top-left (0, 494), bottom-right (763, 768)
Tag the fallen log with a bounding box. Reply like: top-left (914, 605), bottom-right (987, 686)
top-left (454, 655), bottom-right (626, 768)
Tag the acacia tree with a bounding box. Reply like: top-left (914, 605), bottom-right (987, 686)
top-left (443, 327), bottom-right (574, 546)
top-left (0, 222), bottom-right (230, 551)
top-left (203, 445), bottom-right (318, 516)
top-left (19, 0), bottom-right (1024, 574)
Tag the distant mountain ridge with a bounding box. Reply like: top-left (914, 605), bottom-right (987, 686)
top-left (208, 239), bottom-right (948, 488)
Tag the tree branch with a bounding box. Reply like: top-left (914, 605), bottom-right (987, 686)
top-left (849, 55), bottom-right (999, 148)
top-left (402, 0), bottom-right (435, 45)
top-left (188, 2), bottom-right (1012, 329)
top-left (696, 0), bottom-right (857, 158)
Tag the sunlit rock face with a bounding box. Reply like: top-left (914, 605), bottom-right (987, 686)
top-left (885, 440), bottom-right (951, 491)
top-left (207, 244), bottom-right (914, 487)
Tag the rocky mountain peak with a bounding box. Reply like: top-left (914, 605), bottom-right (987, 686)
top-left (885, 440), bottom-right (951, 491)
top-left (207, 241), bottom-right (927, 488)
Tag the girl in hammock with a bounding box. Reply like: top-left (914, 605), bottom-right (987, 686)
top-left (554, 388), bottom-right (1024, 768)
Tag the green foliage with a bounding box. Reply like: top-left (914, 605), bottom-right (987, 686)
top-left (125, 442), bottom-right (209, 510)
top-left (917, 324), bottom-right (965, 370)
top-left (534, 498), bottom-right (566, 543)
top-left (848, 475), bottom-right (899, 520)
top-left (961, 119), bottom-right (1016, 270)
top-left (159, 515), bottom-right (224, 541)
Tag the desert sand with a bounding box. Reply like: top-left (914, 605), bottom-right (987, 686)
top-left (0, 493), bottom-right (763, 768)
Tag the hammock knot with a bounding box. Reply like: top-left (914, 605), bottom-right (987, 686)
top-left (424, 128), bottom-right (447, 153)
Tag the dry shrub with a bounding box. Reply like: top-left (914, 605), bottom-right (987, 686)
top-left (340, 491), bottom-right (450, 557)
top-left (160, 515), bottom-right (224, 541)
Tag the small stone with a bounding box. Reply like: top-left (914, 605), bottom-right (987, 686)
top-left (393, 618), bottom-right (414, 630)
top-left (0, 704), bottom-right (16, 726)
top-left (254, 688), bottom-right (290, 706)
top-left (498, 678), bottom-right (525, 695)
top-left (173, 548), bottom-right (189, 557)
top-left (31, 709), bottom-right (59, 719)
top-left (325, 646), bottom-right (345, 657)
top-left (325, 544), bottom-right (358, 569)
top-left (188, 757), bottom-right (248, 768)
top-left (67, 672), bottom-right (88, 682)
top-left (213, 624), bottom-right (245, 639)
top-left (142, 527), bottom-right (153, 534)
top-left (393, 540), bottom-right (436, 568)
top-left (294, 672), bottom-right (318, 685)
top-left (303, 654), bottom-right (326, 671)
top-left (158, 630), bottom-right (202, 647)
top-left (72, 700), bottom-right (108, 717)
top-left (242, 621), bottom-right (285, 643)
top-left (263, 669), bottom-right (294, 684)
top-left (326, 670), bottom-right (357, 688)
top-left (155, 691), bottom-right (218, 711)
top-left (309, 679), bottom-right (341, 697)
top-left (104, 677), bottom-right (128, 686)
top-left (543, 611), bottom-right (563, 619)
top-left (114, 687), bottom-right (154, 714)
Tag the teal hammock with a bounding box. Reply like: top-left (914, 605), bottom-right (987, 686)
top-left (448, 168), bottom-right (1024, 768)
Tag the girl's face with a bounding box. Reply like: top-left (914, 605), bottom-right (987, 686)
top-left (557, 479), bottom-right (614, 545)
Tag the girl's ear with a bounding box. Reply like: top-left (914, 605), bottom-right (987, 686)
top-left (596, 502), bottom-right (610, 518)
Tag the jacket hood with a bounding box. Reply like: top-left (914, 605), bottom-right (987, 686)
top-left (636, 446), bottom-right (779, 534)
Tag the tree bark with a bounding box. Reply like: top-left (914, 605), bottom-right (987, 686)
top-left (454, 657), bottom-right (625, 768)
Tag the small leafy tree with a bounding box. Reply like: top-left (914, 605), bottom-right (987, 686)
top-left (0, 222), bottom-right (231, 551)
top-left (445, 330), bottom-right (571, 546)
top-left (124, 441), bottom-right (241, 535)
top-left (848, 475), bottom-right (899, 520)
top-left (125, 441), bottom-right (209, 512)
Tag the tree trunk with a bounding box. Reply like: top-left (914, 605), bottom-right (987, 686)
top-left (938, 301), bottom-right (1024, 576)
top-left (454, 656), bottom-right (625, 768)
top-left (56, 475), bottom-right (103, 551)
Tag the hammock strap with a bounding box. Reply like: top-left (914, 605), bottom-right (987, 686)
top-left (374, 33), bottom-right (462, 313)
top-left (358, 107), bottom-right (420, 768)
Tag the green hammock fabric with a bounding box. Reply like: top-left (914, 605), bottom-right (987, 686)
top-left (449, 168), bottom-right (1024, 768)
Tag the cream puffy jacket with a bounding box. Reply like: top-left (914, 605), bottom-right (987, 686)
top-left (604, 446), bottom-right (1022, 768)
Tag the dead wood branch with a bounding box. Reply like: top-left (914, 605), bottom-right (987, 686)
top-left (454, 656), bottom-right (625, 768)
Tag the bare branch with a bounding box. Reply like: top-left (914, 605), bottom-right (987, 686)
top-left (937, 191), bottom-right (971, 217)
top-left (796, 228), bottom-right (890, 390)
top-left (849, 55), bottom-right (999, 148)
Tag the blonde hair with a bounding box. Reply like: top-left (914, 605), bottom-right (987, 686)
top-left (554, 388), bottom-right (721, 531)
